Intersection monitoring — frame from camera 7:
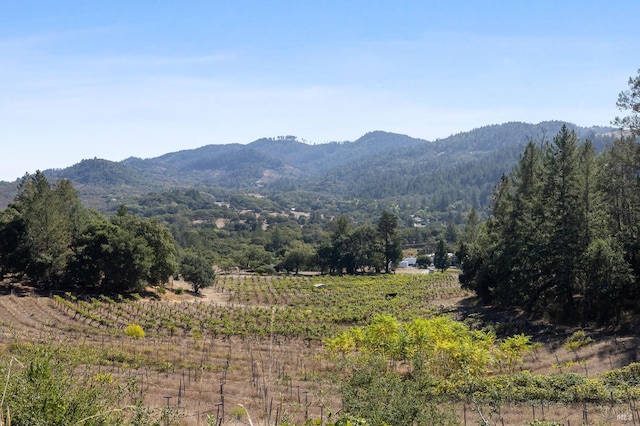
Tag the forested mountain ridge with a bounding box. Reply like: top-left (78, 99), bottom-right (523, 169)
top-left (0, 121), bottom-right (615, 215)
top-left (264, 122), bottom-right (614, 219)
top-left (139, 131), bottom-right (428, 175)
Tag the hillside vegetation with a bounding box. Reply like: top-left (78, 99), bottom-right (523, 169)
top-left (460, 127), bottom-right (640, 324)
top-left (0, 121), bottom-right (617, 279)
top-left (0, 121), bottom-right (614, 217)
top-left (1, 69), bottom-right (640, 424)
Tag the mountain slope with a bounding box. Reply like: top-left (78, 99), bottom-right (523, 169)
top-left (265, 121), bottom-right (614, 209)
top-left (0, 121), bottom-right (615, 213)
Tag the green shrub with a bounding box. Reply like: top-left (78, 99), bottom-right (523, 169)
top-left (254, 264), bottom-right (276, 275)
top-left (0, 345), bottom-right (123, 425)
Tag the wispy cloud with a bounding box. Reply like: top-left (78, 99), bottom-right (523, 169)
top-left (1, 0), bottom-right (637, 181)
top-left (0, 27), bottom-right (114, 49)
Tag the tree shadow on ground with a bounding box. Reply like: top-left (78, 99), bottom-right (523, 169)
top-left (450, 296), bottom-right (640, 365)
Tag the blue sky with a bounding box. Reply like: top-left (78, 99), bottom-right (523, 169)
top-left (1, 1), bottom-right (639, 181)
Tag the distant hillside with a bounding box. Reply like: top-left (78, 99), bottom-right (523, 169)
top-left (0, 122), bottom-right (616, 215)
top-left (264, 122), bottom-right (615, 216)
top-left (116, 131), bottom-right (427, 182)
top-left (47, 158), bottom-right (147, 186)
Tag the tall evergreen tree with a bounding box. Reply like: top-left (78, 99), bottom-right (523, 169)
top-left (460, 174), bottom-right (513, 302)
top-left (463, 208), bottom-right (479, 244)
top-left (541, 126), bottom-right (584, 316)
top-left (462, 142), bottom-right (549, 310)
top-left (455, 208), bottom-right (478, 272)
top-left (577, 140), bottom-right (604, 244)
top-left (499, 141), bottom-right (547, 310)
top-left (599, 137), bottom-right (640, 277)
top-left (330, 215), bottom-right (352, 274)
top-left (583, 237), bottom-right (634, 323)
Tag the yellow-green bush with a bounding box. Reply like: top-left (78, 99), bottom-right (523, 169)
top-left (124, 323), bottom-right (145, 338)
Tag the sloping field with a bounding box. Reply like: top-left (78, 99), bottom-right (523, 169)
top-left (0, 273), bottom-right (465, 425)
top-left (0, 273), bottom-right (639, 425)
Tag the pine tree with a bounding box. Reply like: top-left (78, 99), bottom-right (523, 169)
top-left (540, 126), bottom-right (584, 317)
top-left (612, 68), bottom-right (640, 137)
top-left (599, 137), bottom-right (640, 276)
top-left (459, 174), bottom-right (513, 302)
top-left (499, 141), bottom-right (547, 310)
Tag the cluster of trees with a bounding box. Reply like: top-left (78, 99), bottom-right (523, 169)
top-left (119, 185), bottom-right (454, 272)
top-left (0, 172), bottom-right (214, 293)
top-left (460, 70), bottom-right (640, 323)
top-left (460, 126), bottom-right (640, 322)
top-left (225, 211), bottom-right (404, 275)
top-left (121, 186), bottom-right (409, 275)
top-left (314, 212), bottom-right (403, 275)
top-left (0, 172), bottom-right (405, 294)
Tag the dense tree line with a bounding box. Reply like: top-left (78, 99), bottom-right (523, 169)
top-left (0, 172), bottom-right (181, 292)
top-left (460, 70), bottom-right (640, 323)
top-left (460, 126), bottom-right (640, 323)
top-left (116, 185), bottom-right (410, 275)
top-left (313, 213), bottom-right (403, 275)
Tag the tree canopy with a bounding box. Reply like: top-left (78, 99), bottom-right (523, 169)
top-left (460, 125), bottom-right (640, 323)
top-left (179, 251), bottom-right (216, 294)
top-left (0, 173), bottom-right (177, 292)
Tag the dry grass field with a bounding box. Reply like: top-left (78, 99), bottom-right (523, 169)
top-left (1, 271), bottom-right (639, 425)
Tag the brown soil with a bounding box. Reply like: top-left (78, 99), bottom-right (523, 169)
top-left (1, 277), bottom-right (639, 425)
